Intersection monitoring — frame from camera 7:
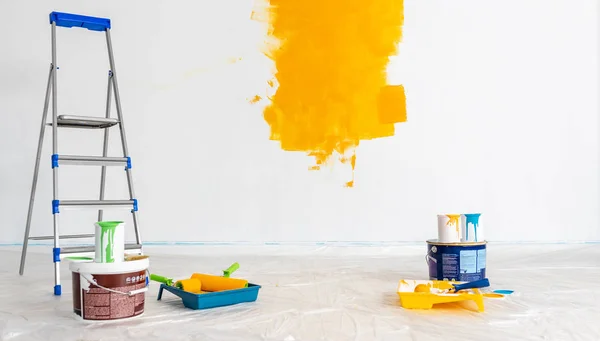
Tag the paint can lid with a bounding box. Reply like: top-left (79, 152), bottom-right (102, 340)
top-left (69, 257), bottom-right (149, 274)
top-left (426, 239), bottom-right (487, 246)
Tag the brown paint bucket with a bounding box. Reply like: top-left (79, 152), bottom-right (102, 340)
top-left (69, 258), bottom-right (149, 321)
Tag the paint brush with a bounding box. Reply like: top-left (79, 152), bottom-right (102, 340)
top-left (125, 254), bottom-right (149, 261)
top-left (448, 278), bottom-right (490, 293)
top-left (415, 278), bottom-right (491, 295)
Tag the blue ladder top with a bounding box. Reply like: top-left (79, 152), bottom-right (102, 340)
top-left (49, 11), bottom-right (111, 31)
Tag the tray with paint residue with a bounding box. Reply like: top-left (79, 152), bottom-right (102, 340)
top-left (157, 283), bottom-right (261, 310)
top-left (397, 279), bottom-right (485, 312)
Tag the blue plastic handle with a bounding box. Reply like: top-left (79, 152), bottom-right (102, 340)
top-left (452, 278), bottom-right (490, 292)
top-left (49, 11), bottom-right (111, 31)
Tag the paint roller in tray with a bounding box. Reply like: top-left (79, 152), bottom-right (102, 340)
top-left (150, 262), bottom-right (248, 294)
top-left (191, 262), bottom-right (249, 292)
top-left (149, 274), bottom-right (204, 294)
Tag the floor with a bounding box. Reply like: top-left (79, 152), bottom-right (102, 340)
top-left (1, 243), bottom-right (599, 341)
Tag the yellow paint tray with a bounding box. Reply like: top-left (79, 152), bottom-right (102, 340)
top-left (397, 279), bottom-right (485, 312)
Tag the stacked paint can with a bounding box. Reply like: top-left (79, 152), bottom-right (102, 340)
top-left (69, 221), bottom-right (150, 321)
top-left (426, 213), bottom-right (486, 282)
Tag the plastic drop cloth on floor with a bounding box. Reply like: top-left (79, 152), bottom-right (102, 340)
top-left (0, 243), bottom-right (599, 341)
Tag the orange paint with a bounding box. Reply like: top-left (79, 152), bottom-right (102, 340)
top-left (378, 85), bottom-right (407, 124)
top-left (248, 95), bottom-right (262, 104)
top-left (259, 0), bottom-right (407, 185)
top-left (446, 214), bottom-right (461, 234)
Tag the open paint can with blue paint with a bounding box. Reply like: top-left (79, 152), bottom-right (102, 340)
top-left (461, 213), bottom-right (483, 242)
top-left (426, 239), bottom-right (487, 282)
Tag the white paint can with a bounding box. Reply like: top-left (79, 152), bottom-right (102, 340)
top-left (69, 258), bottom-right (149, 321)
top-left (437, 214), bottom-right (461, 243)
top-left (94, 221), bottom-right (125, 263)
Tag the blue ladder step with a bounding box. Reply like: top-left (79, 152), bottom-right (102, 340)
top-left (49, 11), bottom-right (111, 31)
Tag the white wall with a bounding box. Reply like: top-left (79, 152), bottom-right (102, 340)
top-left (0, 0), bottom-right (597, 244)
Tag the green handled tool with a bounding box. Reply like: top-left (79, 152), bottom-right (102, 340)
top-left (222, 262), bottom-right (240, 278)
top-left (150, 273), bottom-right (190, 290)
top-left (150, 274), bottom-right (175, 286)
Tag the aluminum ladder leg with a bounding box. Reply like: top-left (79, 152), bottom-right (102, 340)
top-left (19, 12), bottom-right (143, 296)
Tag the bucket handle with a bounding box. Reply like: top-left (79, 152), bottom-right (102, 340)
top-left (80, 271), bottom-right (149, 296)
top-left (425, 251), bottom-right (437, 265)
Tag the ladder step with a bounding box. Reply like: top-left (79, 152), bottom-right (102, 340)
top-left (48, 115), bottom-right (119, 129)
top-left (54, 155), bottom-right (130, 167)
top-left (29, 233), bottom-right (94, 241)
top-left (61, 243), bottom-right (143, 255)
top-left (57, 199), bottom-right (138, 211)
top-left (50, 12), bottom-right (111, 32)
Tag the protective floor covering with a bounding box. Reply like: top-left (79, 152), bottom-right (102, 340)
top-left (1, 243), bottom-right (599, 341)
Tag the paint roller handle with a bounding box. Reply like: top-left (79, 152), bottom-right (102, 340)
top-left (223, 262), bottom-right (240, 277)
top-left (452, 278), bottom-right (490, 292)
top-left (150, 274), bottom-right (174, 286)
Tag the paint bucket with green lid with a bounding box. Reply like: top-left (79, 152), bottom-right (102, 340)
top-left (94, 221), bottom-right (125, 263)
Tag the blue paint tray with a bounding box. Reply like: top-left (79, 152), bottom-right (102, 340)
top-left (157, 283), bottom-right (261, 310)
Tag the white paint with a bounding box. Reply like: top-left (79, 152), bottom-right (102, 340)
top-left (0, 0), bottom-right (597, 243)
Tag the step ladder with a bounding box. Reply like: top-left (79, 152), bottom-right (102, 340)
top-left (19, 12), bottom-right (143, 296)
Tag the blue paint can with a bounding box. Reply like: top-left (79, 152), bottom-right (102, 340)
top-left (426, 239), bottom-right (487, 282)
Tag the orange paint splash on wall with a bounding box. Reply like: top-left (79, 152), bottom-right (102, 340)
top-left (259, 0), bottom-right (406, 186)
